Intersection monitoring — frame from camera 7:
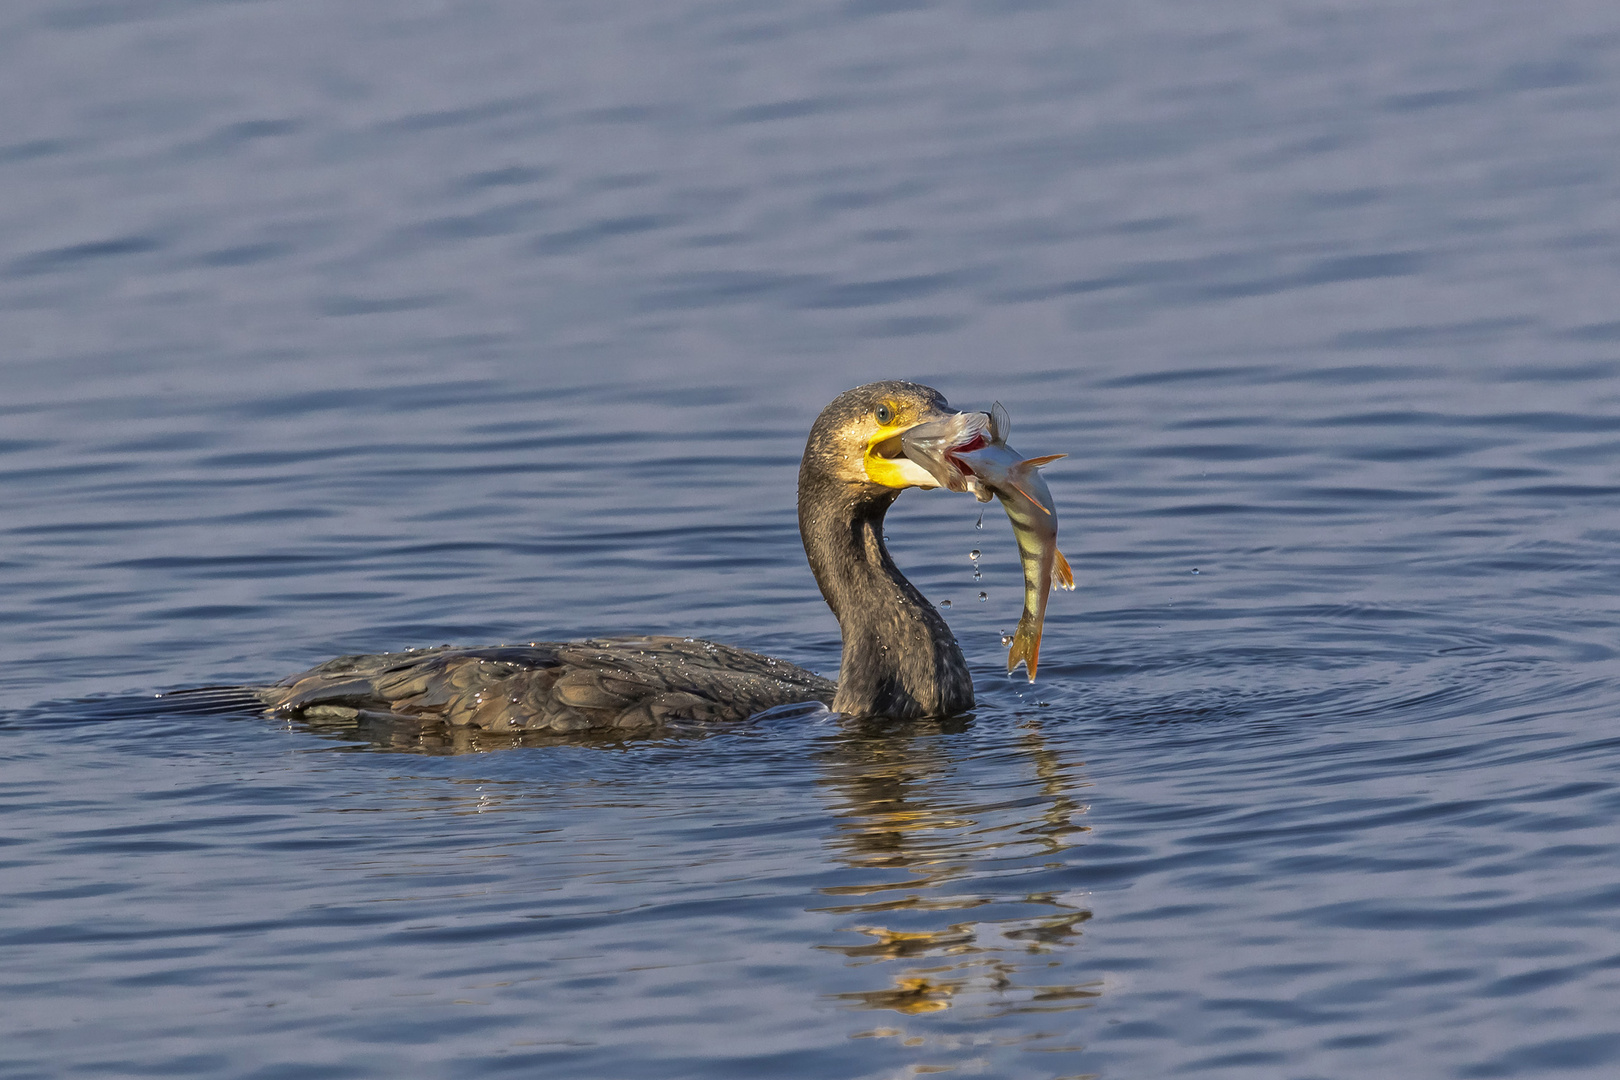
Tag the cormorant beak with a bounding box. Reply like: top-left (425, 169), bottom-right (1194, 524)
top-left (863, 407), bottom-right (962, 490)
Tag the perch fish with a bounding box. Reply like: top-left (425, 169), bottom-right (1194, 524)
top-left (902, 404), bottom-right (1074, 680)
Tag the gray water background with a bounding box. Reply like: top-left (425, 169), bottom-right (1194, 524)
top-left (4, 1), bottom-right (1620, 1077)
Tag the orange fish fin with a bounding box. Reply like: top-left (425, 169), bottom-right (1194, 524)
top-left (1011, 479), bottom-right (1053, 514)
top-left (1020, 453), bottom-right (1067, 468)
top-left (1053, 549), bottom-right (1075, 591)
top-left (1007, 616), bottom-right (1041, 682)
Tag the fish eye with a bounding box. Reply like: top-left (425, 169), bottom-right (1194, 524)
top-left (873, 403), bottom-right (894, 426)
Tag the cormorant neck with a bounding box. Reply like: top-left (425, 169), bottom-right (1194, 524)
top-left (798, 474), bottom-right (974, 718)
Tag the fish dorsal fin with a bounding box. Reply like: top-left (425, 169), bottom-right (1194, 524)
top-left (1010, 479), bottom-right (1053, 515)
top-left (1053, 549), bottom-right (1075, 591)
top-left (1020, 453), bottom-right (1066, 469)
top-left (989, 401), bottom-right (1011, 443)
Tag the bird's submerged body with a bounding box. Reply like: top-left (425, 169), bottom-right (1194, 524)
top-left (259, 381), bottom-right (984, 733)
top-left (259, 636), bottom-right (834, 735)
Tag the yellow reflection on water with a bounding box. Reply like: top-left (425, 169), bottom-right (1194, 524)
top-left (835, 974), bottom-right (956, 1014)
top-left (814, 715), bottom-right (1099, 1049)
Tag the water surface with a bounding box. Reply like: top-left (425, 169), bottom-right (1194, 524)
top-left (3, 1), bottom-right (1619, 1077)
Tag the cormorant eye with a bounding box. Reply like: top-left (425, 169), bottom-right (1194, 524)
top-left (874, 403), bottom-right (894, 425)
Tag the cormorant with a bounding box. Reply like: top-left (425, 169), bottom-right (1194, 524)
top-left (258, 381), bottom-right (974, 732)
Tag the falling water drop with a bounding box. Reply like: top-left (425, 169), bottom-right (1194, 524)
top-left (972, 567), bottom-right (981, 580)
top-left (978, 591), bottom-right (988, 602)
top-left (975, 510), bottom-right (984, 529)
top-left (969, 549), bottom-right (981, 561)
top-left (1001, 633), bottom-right (1013, 646)
top-left (939, 599), bottom-right (952, 608)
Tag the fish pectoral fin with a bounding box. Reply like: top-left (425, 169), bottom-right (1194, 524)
top-left (1020, 453), bottom-right (1067, 469)
top-left (1010, 479), bottom-right (1054, 514)
top-left (1053, 549), bottom-right (1075, 591)
top-left (990, 401), bottom-right (1012, 442)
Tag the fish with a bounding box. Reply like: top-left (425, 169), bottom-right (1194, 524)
top-left (902, 404), bottom-right (1074, 681)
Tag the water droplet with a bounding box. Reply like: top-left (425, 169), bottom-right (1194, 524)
top-left (1191, 568), bottom-right (1200, 574)
top-left (978, 591), bottom-right (988, 602)
top-left (969, 549), bottom-right (980, 561)
top-left (939, 599), bottom-right (952, 608)
top-left (972, 567), bottom-right (981, 579)
top-left (1001, 633), bottom-right (1013, 646)
top-left (975, 511), bottom-right (984, 529)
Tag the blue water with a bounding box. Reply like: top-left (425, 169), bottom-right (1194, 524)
top-left (4, 1), bottom-right (1620, 1077)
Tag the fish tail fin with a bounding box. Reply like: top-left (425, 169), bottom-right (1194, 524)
top-left (1007, 613), bottom-right (1042, 682)
top-left (1053, 549), bottom-right (1075, 591)
top-left (1020, 453), bottom-right (1067, 468)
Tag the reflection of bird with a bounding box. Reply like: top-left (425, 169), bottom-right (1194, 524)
top-left (258, 382), bottom-right (974, 733)
top-left (811, 716), bottom-right (1097, 1021)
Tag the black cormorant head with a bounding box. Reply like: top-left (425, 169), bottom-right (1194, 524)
top-left (799, 381), bottom-right (978, 718)
top-left (801, 381), bottom-right (961, 497)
